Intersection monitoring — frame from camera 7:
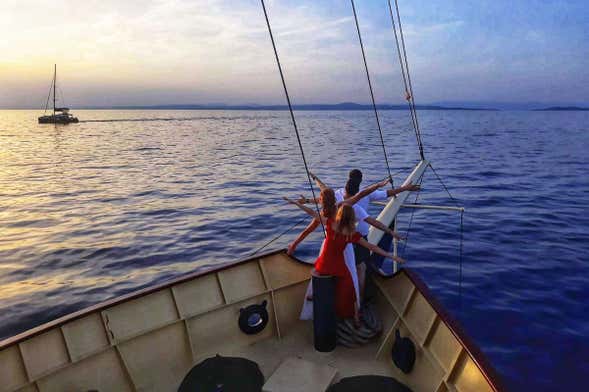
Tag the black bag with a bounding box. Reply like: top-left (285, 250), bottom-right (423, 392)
top-left (391, 329), bottom-right (416, 374)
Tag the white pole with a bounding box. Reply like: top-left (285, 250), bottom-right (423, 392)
top-left (367, 160), bottom-right (429, 245)
top-left (371, 201), bottom-right (464, 212)
top-left (401, 204), bottom-right (465, 212)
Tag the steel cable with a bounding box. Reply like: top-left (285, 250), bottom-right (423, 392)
top-left (260, 0), bottom-right (326, 236)
top-left (350, 0), bottom-right (395, 185)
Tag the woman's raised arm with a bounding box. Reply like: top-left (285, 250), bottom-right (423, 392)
top-left (287, 218), bottom-right (320, 255)
top-left (283, 196), bottom-right (321, 219)
top-left (308, 172), bottom-right (328, 192)
top-left (356, 237), bottom-right (406, 264)
top-left (345, 178), bottom-right (390, 206)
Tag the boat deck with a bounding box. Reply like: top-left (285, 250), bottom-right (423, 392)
top-left (228, 320), bottom-right (392, 382)
top-left (0, 251), bottom-right (503, 392)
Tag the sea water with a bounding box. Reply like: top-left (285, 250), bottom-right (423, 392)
top-left (0, 109), bottom-right (587, 391)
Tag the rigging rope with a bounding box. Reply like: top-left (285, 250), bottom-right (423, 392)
top-left (429, 163), bottom-right (459, 207)
top-left (393, 0), bottom-right (424, 151)
top-left (260, 0), bottom-right (326, 237)
top-left (384, 0), bottom-right (462, 312)
top-left (386, 0), bottom-right (422, 158)
top-left (58, 86), bottom-right (66, 107)
top-left (393, 0), bottom-right (425, 157)
top-left (400, 170), bottom-right (426, 257)
top-left (43, 77), bottom-right (54, 114)
top-left (250, 215), bottom-right (308, 256)
top-left (350, 0), bottom-right (394, 185)
top-left (386, 0), bottom-right (425, 159)
top-left (400, 164), bottom-right (465, 315)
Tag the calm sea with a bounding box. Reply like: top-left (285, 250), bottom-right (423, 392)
top-left (0, 109), bottom-right (587, 390)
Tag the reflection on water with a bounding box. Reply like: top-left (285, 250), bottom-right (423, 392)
top-left (1, 109), bottom-right (589, 390)
top-left (81, 116), bottom-right (219, 123)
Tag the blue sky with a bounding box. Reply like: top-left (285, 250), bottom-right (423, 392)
top-left (0, 0), bottom-right (587, 107)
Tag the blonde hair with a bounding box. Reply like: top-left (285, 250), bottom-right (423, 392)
top-left (335, 204), bottom-right (356, 235)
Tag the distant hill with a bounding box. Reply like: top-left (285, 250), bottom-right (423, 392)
top-left (534, 106), bottom-right (589, 111)
top-left (88, 102), bottom-right (498, 111)
top-left (433, 101), bottom-right (589, 110)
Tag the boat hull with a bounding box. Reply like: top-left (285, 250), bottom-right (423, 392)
top-left (38, 115), bottom-right (79, 124)
top-left (0, 249), bottom-right (504, 392)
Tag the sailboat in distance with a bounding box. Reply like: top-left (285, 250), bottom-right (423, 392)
top-left (38, 64), bottom-right (79, 124)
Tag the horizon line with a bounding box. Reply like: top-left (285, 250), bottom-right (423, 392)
top-left (3, 102), bottom-right (589, 111)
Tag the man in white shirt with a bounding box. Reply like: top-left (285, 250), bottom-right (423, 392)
top-left (287, 178), bottom-right (396, 318)
top-left (294, 171), bottom-right (415, 299)
top-left (341, 169), bottom-right (420, 217)
top-left (335, 169), bottom-right (420, 272)
top-left (300, 170), bottom-right (419, 271)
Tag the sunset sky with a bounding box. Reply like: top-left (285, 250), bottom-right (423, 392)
top-left (0, 0), bottom-right (587, 108)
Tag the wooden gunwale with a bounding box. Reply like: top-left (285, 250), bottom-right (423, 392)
top-left (0, 248), bottom-right (292, 350)
top-left (401, 268), bottom-right (507, 392)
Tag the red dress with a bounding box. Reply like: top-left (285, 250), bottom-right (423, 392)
top-left (315, 219), bottom-right (362, 319)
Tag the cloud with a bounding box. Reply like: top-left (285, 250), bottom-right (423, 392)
top-left (0, 0), bottom-right (383, 107)
top-left (277, 16), bottom-right (353, 37)
top-left (403, 20), bottom-right (464, 37)
top-left (0, 0), bottom-right (587, 107)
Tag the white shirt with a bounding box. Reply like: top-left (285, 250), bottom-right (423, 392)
top-left (334, 188), bottom-right (370, 236)
top-left (335, 188), bottom-right (388, 236)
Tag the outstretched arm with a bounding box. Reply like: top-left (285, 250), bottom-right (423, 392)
top-left (296, 194), bottom-right (320, 205)
top-left (308, 172), bottom-right (328, 192)
top-left (287, 218), bottom-right (320, 255)
top-left (283, 196), bottom-right (319, 219)
top-left (364, 217), bottom-right (405, 241)
top-left (386, 182), bottom-right (421, 198)
top-left (345, 178), bottom-right (390, 205)
top-left (356, 237), bottom-right (406, 264)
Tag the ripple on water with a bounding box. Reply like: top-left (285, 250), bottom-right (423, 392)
top-left (0, 109), bottom-right (588, 391)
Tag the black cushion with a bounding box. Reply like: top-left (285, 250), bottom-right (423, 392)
top-left (178, 355), bottom-right (264, 392)
top-left (326, 375), bottom-right (413, 392)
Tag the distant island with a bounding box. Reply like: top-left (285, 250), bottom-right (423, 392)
top-left (85, 102), bottom-right (499, 111)
top-left (534, 106), bottom-right (589, 111)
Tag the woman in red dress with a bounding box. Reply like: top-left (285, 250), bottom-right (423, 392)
top-left (284, 186), bottom-right (404, 321)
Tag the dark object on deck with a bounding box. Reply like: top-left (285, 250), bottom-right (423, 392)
top-left (326, 375), bottom-right (413, 392)
top-left (312, 271), bottom-right (336, 352)
top-left (178, 355), bottom-right (264, 392)
top-left (239, 300), bottom-right (269, 335)
top-left (392, 330), bottom-right (416, 374)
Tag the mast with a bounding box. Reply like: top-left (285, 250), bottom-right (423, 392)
top-left (53, 64), bottom-right (56, 117)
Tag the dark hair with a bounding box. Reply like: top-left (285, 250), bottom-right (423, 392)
top-left (320, 188), bottom-right (337, 219)
top-left (349, 169), bottom-right (363, 183)
top-left (345, 178), bottom-right (361, 196)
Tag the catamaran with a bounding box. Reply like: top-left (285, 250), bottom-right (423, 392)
top-left (38, 64), bottom-right (79, 124)
top-left (1, 1), bottom-right (505, 391)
